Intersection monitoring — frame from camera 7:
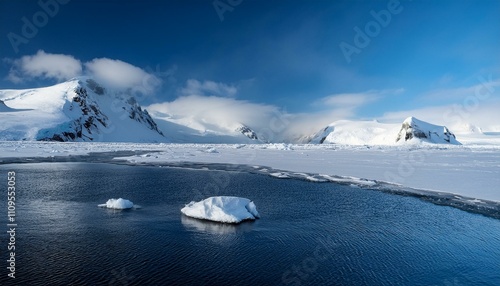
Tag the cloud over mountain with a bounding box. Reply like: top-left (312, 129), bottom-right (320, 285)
top-left (5, 50), bottom-right (161, 94)
top-left (6, 50), bottom-right (82, 83)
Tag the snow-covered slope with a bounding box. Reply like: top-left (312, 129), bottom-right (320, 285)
top-left (310, 117), bottom-right (461, 146)
top-left (149, 108), bottom-right (263, 143)
top-left (0, 78), bottom-right (166, 142)
top-left (309, 120), bottom-right (401, 145)
top-left (396, 117), bottom-right (460, 145)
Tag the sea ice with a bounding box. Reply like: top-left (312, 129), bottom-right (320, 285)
top-left (181, 196), bottom-right (260, 223)
top-left (98, 198), bottom-right (134, 209)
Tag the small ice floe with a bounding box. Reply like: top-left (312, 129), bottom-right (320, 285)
top-left (269, 172), bottom-right (290, 179)
top-left (98, 198), bottom-right (135, 210)
top-left (181, 196), bottom-right (260, 224)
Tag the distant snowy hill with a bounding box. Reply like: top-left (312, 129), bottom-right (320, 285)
top-left (310, 117), bottom-right (461, 145)
top-left (0, 78), bottom-right (166, 142)
top-left (148, 109), bottom-right (263, 144)
top-left (309, 119), bottom-right (401, 145)
top-left (396, 117), bottom-right (460, 145)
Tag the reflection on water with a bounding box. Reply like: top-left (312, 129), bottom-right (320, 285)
top-left (181, 215), bottom-right (255, 235)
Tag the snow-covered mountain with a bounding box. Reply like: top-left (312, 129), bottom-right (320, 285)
top-left (309, 119), bottom-right (401, 145)
top-left (0, 78), bottom-right (166, 142)
top-left (149, 108), bottom-right (263, 144)
top-left (309, 117), bottom-right (461, 145)
top-left (1, 80), bottom-right (497, 145)
top-left (396, 117), bottom-right (460, 145)
top-left (235, 124), bottom-right (260, 141)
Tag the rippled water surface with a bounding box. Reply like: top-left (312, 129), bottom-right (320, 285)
top-left (1, 163), bottom-right (499, 285)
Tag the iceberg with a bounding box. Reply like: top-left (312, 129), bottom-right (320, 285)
top-left (98, 198), bottom-right (134, 209)
top-left (181, 196), bottom-right (260, 224)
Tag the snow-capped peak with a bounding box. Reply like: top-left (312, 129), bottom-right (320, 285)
top-left (0, 78), bottom-right (166, 142)
top-left (235, 124), bottom-right (259, 140)
top-left (309, 117), bottom-right (462, 146)
top-left (396, 117), bottom-right (460, 145)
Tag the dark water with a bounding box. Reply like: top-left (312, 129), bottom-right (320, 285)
top-left (1, 163), bottom-right (499, 286)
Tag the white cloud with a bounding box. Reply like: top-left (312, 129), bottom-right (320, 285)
top-left (316, 88), bottom-right (403, 108)
top-left (422, 76), bottom-right (500, 101)
top-left (5, 52), bottom-right (163, 95)
top-left (319, 92), bottom-right (378, 108)
top-left (147, 95), bottom-right (355, 142)
top-left (380, 100), bottom-right (500, 132)
top-left (148, 94), bottom-right (279, 129)
top-left (181, 79), bottom-right (237, 97)
top-left (309, 89), bottom-right (404, 121)
top-left (380, 77), bottom-right (500, 131)
top-left (147, 79), bottom-right (355, 141)
top-left (84, 58), bottom-right (161, 94)
top-left (6, 50), bottom-right (82, 83)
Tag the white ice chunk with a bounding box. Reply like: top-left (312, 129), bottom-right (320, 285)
top-left (270, 172), bottom-right (290, 178)
top-left (98, 198), bottom-right (134, 209)
top-left (181, 196), bottom-right (260, 224)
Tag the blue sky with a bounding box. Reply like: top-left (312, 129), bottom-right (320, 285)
top-left (1, 0), bottom-right (499, 127)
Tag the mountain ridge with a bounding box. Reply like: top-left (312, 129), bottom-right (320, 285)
top-left (0, 79), bottom-right (492, 145)
top-left (0, 78), bottom-right (166, 142)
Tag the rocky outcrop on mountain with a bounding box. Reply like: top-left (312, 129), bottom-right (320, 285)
top-left (396, 117), bottom-right (460, 144)
top-left (31, 78), bottom-right (165, 142)
top-left (37, 84), bottom-right (108, 141)
top-left (236, 124), bottom-right (258, 140)
top-left (310, 126), bottom-right (335, 144)
top-left (125, 97), bottom-right (164, 136)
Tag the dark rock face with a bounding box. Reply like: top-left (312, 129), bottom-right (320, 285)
top-left (86, 79), bottom-right (105, 95)
top-left (236, 125), bottom-right (258, 140)
top-left (124, 97), bottom-right (164, 136)
top-left (38, 86), bottom-right (108, 141)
